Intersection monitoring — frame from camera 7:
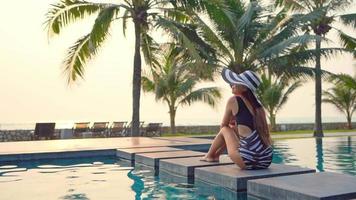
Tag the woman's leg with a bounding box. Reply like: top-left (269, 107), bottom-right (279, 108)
top-left (220, 126), bottom-right (246, 169)
top-left (210, 143), bottom-right (226, 161)
top-left (202, 129), bottom-right (226, 161)
top-left (212, 127), bottom-right (238, 158)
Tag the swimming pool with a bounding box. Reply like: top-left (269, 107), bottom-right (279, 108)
top-left (0, 136), bottom-right (355, 200)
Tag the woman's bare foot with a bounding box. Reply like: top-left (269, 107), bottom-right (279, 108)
top-left (200, 156), bottom-right (219, 162)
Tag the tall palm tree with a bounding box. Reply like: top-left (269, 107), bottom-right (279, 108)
top-left (274, 0), bottom-right (356, 137)
top-left (45, 0), bottom-right (212, 136)
top-left (322, 81), bottom-right (356, 129)
top-left (141, 44), bottom-right (221, 134)
top-left (256, 73), bottom-right (303, 131)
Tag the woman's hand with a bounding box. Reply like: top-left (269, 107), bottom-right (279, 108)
top-left (228, 117), bottom-right (236, 128)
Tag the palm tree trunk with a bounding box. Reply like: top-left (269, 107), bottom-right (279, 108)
top-left (131, 21), bottom-right (142, 137)
top-left (169, 106), bottom-right (176, 134)
top-left (314, 37), bottom-right (324, 137)
top-left (270, 113), bottom-right (277, 132)
top-left (346, 111), bottom-right (352, 129)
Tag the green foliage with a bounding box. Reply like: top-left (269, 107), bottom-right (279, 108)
top-left (274, 0), bottom-right (356, 48)
top-left (45, 0), bottom-right (108, 37)
top-left (142, 44), bottom-right (221, 132)
top-left (62, 6), bottom-right (119, 83)
top-left (256, 72), bottom-right (302, 130)
top-left (332, 74), bottom-right (356, 90)
top-left (192, 0), bottom-right (337, 80)
top-left (142, 44), bottom-right (221, 107)
top-left (323, 76), bottom-right (356, 128)
top-left (45, 0), bottom-right (216, 84)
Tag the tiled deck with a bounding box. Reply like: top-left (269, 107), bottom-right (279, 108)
top-left (0, 137), bottom-right (212, 155)
top-left (248, 172), bottom-right (356, 200)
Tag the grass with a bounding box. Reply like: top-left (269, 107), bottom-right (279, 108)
top-left (161, 129), bottom-right (356, 137)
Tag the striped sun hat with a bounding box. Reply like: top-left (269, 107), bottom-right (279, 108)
top-left (221, 68), bottom-right (261, 92)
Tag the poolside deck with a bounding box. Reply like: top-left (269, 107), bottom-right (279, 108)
top-left (0, 137), bottom-right (212, 155)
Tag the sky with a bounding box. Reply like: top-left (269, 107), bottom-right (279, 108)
top-left (0, 1), bottom-right (355, 128)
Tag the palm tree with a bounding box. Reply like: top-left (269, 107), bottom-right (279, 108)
top-left (141, 44), bottom-right (221, 134)
top-left (190, 1), bottom-right (337, 77)
top-left (45, 0), bottom-right (212, 136)
top-left (322, 81), bottom-right (356, 129)
top-left (274, 0), bottom-right (356, 137)
top-left (256, 73), bottom-right (302, 131)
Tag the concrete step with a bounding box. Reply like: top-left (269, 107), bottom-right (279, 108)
top-left (195, 164), bottom-right (315, 192)
top-left (135, 150), bottom-right (205, 170)
top-left (116, 147), bottom-right (182, 161)
top-left (0, 149), bottom-right (116, 162)
top-left (159, 155), bottom-right (233, 183)
top-left (247, 172), bottom-right (356, 200)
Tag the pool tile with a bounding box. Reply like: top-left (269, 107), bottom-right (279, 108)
top-left (116, 147), bottom-right (183, 161)
top-left (0, 150), bottom-right (116, 162)
top-left (195, 164), bottom-right (315, 191)
top-left (135, 150), bottom-right (205, 170)
top-left (159, 155), bottom-right (233, 181)
top-left (248, 172), bottom-right (356, 200)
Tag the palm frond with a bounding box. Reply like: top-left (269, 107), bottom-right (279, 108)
top-left (337, 30), bottom-right (356, 51)
top-left (236, 2), bottom-right (259, 33)
top-left (155, 16), bottom-right (215, 63)
top-left (327, 0), bottom-right (353, 13)
top-left (204, 0), bottom-right (243, 49)
top-left (268, 48), bottom-right (350, 66)
top-left (63, 34), bottom-right (90, 82)
top-left (141, 33), bottom-right (160, 68)
top-left (329, 73), bottom-right (356, 89)
top-left (141, 76), bottom-right (155, 92)
top-left (179, 87), bottom-right (221, 108)
top-left (122, 9), bottom-right (131, 37)
top-left (274, 0), bottom-right (307, 11)
top-left (190, 12), bottom-right (234, 62)
top-left (322, 90), bottom-right (347, 113)
top-left (338, 13), bottom-right (356, 28)
top-left (268, 65), bottom-right (334, 80)
top-left (259, 35), bottom-right (322, 59)
top-left (171, 0), bottom-right (209, 11)
top-left (62, 5), bottom-right (118, 83)
top-left (175, 78), bottom-right (196, 97)
top-left (276, 80), bottom-right (302, 112)
top-left (45, 0), bottom-right (109, 37)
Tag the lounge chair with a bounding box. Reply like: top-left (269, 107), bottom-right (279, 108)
top-left (143, 123), bottom-right (163, 137)
top-left (124, 121), bottom-right (145, 136)
top-left (33, 123), bottom-right (56, 140)
top-left (91, 122), bottom-right (109, 137)
top-left (109, 121), bottom-right (127, 137)
top-left (73, 122), bottom-right (90, 138)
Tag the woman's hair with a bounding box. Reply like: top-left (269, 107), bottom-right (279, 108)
top-left (240, 88), bottom-right (272, 146)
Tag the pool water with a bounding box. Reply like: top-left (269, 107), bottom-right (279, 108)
top-left (273, 136), bottom-right (356, 175)
top-left (0, 136), bottom-right (355, 200)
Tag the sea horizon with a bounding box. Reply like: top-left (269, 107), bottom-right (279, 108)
top-left (1, 116), bottom-right (355, 130)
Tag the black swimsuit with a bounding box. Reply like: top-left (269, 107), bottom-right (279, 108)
top-left (235, 96), bottom-right (273, 169)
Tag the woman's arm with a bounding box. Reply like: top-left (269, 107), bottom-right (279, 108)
top-left (220, 96), bottom-right (238, 129)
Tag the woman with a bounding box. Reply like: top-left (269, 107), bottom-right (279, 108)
top-left (201, 68), bottom-right (273, 170)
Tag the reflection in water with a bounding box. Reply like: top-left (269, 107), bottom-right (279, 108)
top-left (61, 193), bottom-right (89, 200)
top-left (315, 138), bottom-right (324, 172)
top-left (128, 170), bottom-right (144, 200)
top-left (273, 136), bottom-right (356, 175)
top-left (127, 164), bottom-right (222, 199)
